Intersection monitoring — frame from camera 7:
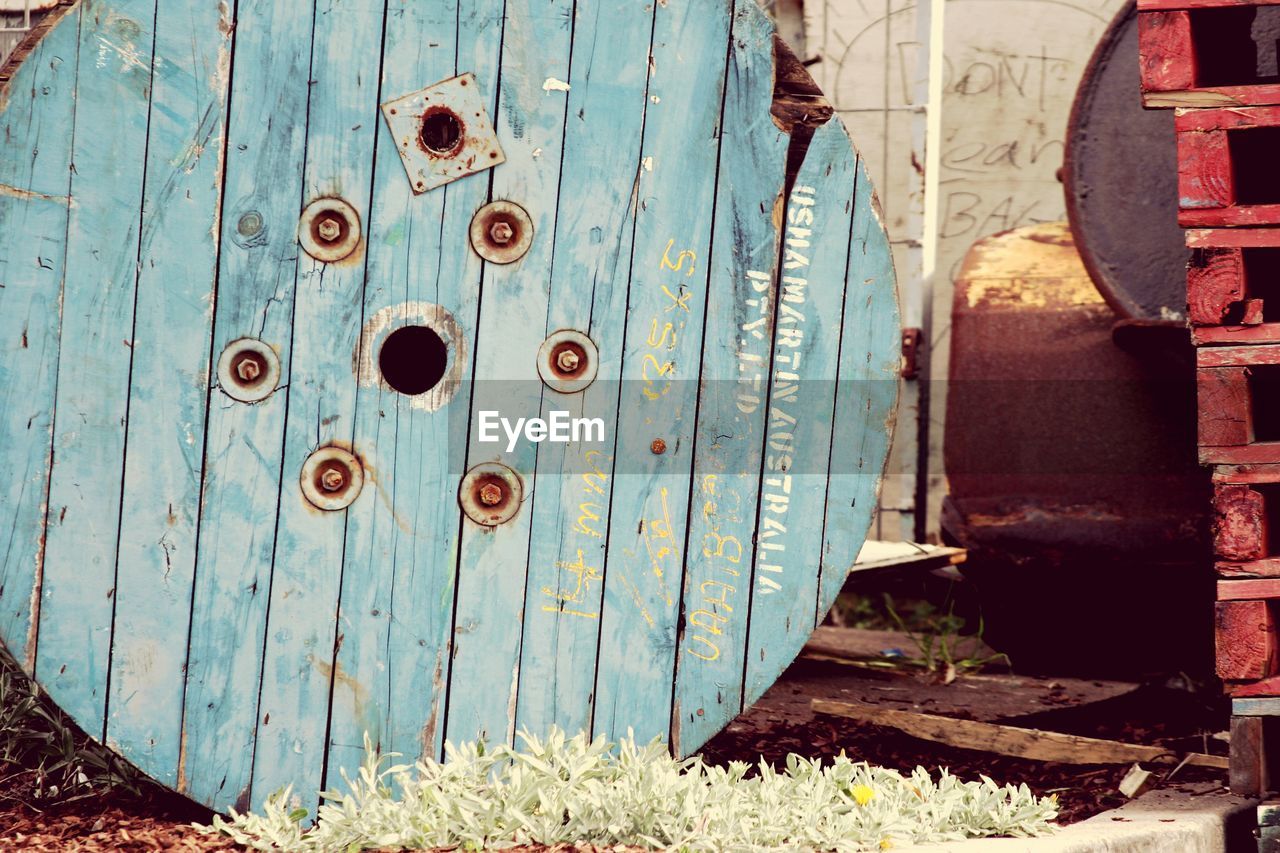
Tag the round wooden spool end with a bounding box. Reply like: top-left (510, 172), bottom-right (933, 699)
top-left (0, 0), bottom-right (899, 812)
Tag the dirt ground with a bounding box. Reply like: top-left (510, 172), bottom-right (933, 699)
top-left (0, 629), bottom-right (1230, 850)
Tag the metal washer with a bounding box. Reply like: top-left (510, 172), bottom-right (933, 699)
top-left (216, 337), bottom-right (281, 404)
top-left (300, 446), bottom-right (365, 511)
top-left (298, 197), bottom-right (362, 263)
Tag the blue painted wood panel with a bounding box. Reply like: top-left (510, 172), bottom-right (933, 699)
top-left (179, 0), bottom-right (317, 812)
top-left (743, 118), bottom-right (860, 708)
top-left (0, 0), bottom-right (898, 809)
top-left (444, 0), bottom-right (574, 747)
top-left (106, 0), bottom-right (232, 787)
top-left (592, 0), bottom-right (734, 746)
top-left (37, 0), bottom-right (158, 737)
top-left (250, 0), bottom-right (389, 808)
top-left (0, 5), bottom-right (80, 672)
top-left (817, 145), bottom-right (900, 623)
top-left (671, 0), bottom-right (788, 753)
top-left (514, 0), bottom-right (657, 743)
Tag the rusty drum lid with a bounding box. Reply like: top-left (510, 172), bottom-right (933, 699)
top-left (0, 0), bottom-right (898, 812)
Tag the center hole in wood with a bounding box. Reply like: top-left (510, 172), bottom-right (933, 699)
top-left (420, 110), bottom-right (463, 155)
top-left (380, 325), bottom-right (448, 396)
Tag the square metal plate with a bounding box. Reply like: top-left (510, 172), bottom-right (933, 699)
top-left (380, 73), bottom-right (505, 194)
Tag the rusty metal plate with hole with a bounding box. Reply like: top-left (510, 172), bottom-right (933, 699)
top-left (0, 0), bottom-right (899, 819)
top-left (381, 72), bottom-right (505, 193)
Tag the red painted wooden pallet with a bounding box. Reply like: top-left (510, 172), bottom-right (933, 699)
top-left (1198, 345), bottom-right (1280, 462)
top-left (1187, 229), bottom-right (1280, 344)
top-left (1177, 107), bottom-right (1280, 226)
top-left (1140, 7), bottom-right (1280, 107)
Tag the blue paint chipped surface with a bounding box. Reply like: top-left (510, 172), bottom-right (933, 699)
top-left (0, 0), bottom-right (899, 814)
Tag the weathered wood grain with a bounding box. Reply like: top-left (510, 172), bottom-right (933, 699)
top-left (1138, 11), bottom-right (1196, 93)
top-left (319, 0), bottom-right (461, 778)
top-left (0, 3), bottom-right (78, 672)
top-left (0, 0), bottom-right (899, 804)
top-left (105, 0), bottom-right (232, 787)
top-left (250, 0), bottom-right (388, 807)
top-left (444, 0), bottom-right (574, 747)
top-left (1177, 129), bottom-right (1234, 210)
top-left (179, 0), bottom-right (317, 812)
top-left (591, 0), bottom-right (733, 746)
top-left (1188, 248), bottom-right (1245, 326)
top-left (1214, 484), bottom-right (1268, 562)
top-left (1216, 599), bottom-right (1277, 680)
top-left (741, 119), bottom-right (862, 711)
top-left (1198, 366), bottom-right (1251, 447)
top-left (514, 0), bottom-right (657, 740)
top-left (671, 0), bottom-right (788, 752)
top-left (36, 0), bottom-right (157, 737)
top-left (1220, 579), bottom-right (1280, 600)
top-left (817, 137), bottom-right (900, 624)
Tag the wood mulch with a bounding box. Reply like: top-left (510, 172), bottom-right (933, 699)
top-left (0, 629), bottom-right (1231, 849)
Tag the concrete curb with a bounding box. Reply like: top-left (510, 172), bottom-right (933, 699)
top-left (896, 783), bottom-right (1257, 852)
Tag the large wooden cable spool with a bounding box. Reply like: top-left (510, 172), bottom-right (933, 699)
top-left (0, 0), bottom-right (899, 812)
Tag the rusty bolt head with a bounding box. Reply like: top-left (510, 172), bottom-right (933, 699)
top-left (316, 216), bottom-right (342, 243)
top-left (478, 482), bottom-right (504, 506)
top-left (489, 220), bottom-right (515, 245)
top-left (555, 349), bottom-right (581, 373)
top-left (650, 438), bottom-right (667, 455)
top-left (321, 468), bottom-right (346, 493)
top-left (235, 358), bottom-right (262, 384)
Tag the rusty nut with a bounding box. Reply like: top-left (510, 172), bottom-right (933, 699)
top-left (489, 221), bottom-right (515, 245)
top-left (298, 197), bottom-right (361, 263)
top-left (478, 482), bottom-right (504, 506)
top-left (651, 438), bottom-right (667, 455)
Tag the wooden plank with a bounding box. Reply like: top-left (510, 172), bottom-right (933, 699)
top-left (1236, 697), bottom-right (1280, 715)
top-left (1216, 600), bottom-right (1278, 680)
top-left (1198, 366), bottom-right (1251, 447)
top-left (1144, 86), bottom-right (1280, 109)
top-left (1178, 129), bottom-right (1234, 210)
top-left (1176, 105), bottom-right (1280, 132)
top-left (816, 137), bottom-right (901, 627)
top-left (742, 118), bottom-right (857, 710)
top-left (1141, 0), bottom-right (1280, 9)
top-left (178, 0), bottom-right (316, 812)
top-left (0, 3), bottom-right (78, 672)
top-left (35, 0), bottom-right (157, 738)
top-left (591, 0), bottom-right (732, 747)
top-left (812, 698), bottom-right (1229, 769)
top-left (513, 0), bottom-right (657, 740)
top-left (1230, 715), bottom-right (1266, 796)
top-left (104, 0), bottom-right (231, 787)
top-left (1219, 579), bottom-right (1280, 600)
top-left (1194, 325), bottom-right (1280, 346)
top-left (670, 3), bottom-right (788, 752)
top-left (1138, 11), bottom-right (1196, 93)
top-left (319, 0), bottom-right (458, 777)
top-left (1203, 444), bottom-right (1280, 465)
top-left (1221, 558), bottom-right (1280, 578)
top-left (1216, 463), bottom-right (1280, 484)
top-left (1199, 344), bottom-right (1280, 367)
top-left (250, 0), bottom-right (388, 806)
top-left (1182, 205), bottom-right (1280, 228)
top-left (1230, 675), bottom-right (1280, 696)
top-left (1214, 484), bottom-right (1267, 562)
top-left (1188, 228), bottom-right (1280, 249)
top-left (1188, 248), bottom-right (1244, 326)
top-left (380, 1), bottom-right (500, 767)
top-left (443, 0), bottom-right (574, 747)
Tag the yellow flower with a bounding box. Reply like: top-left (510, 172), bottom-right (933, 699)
top-left (880, 839), bottom-right (893, 850)
top-left (852, 784), bottom-right (875, 806)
